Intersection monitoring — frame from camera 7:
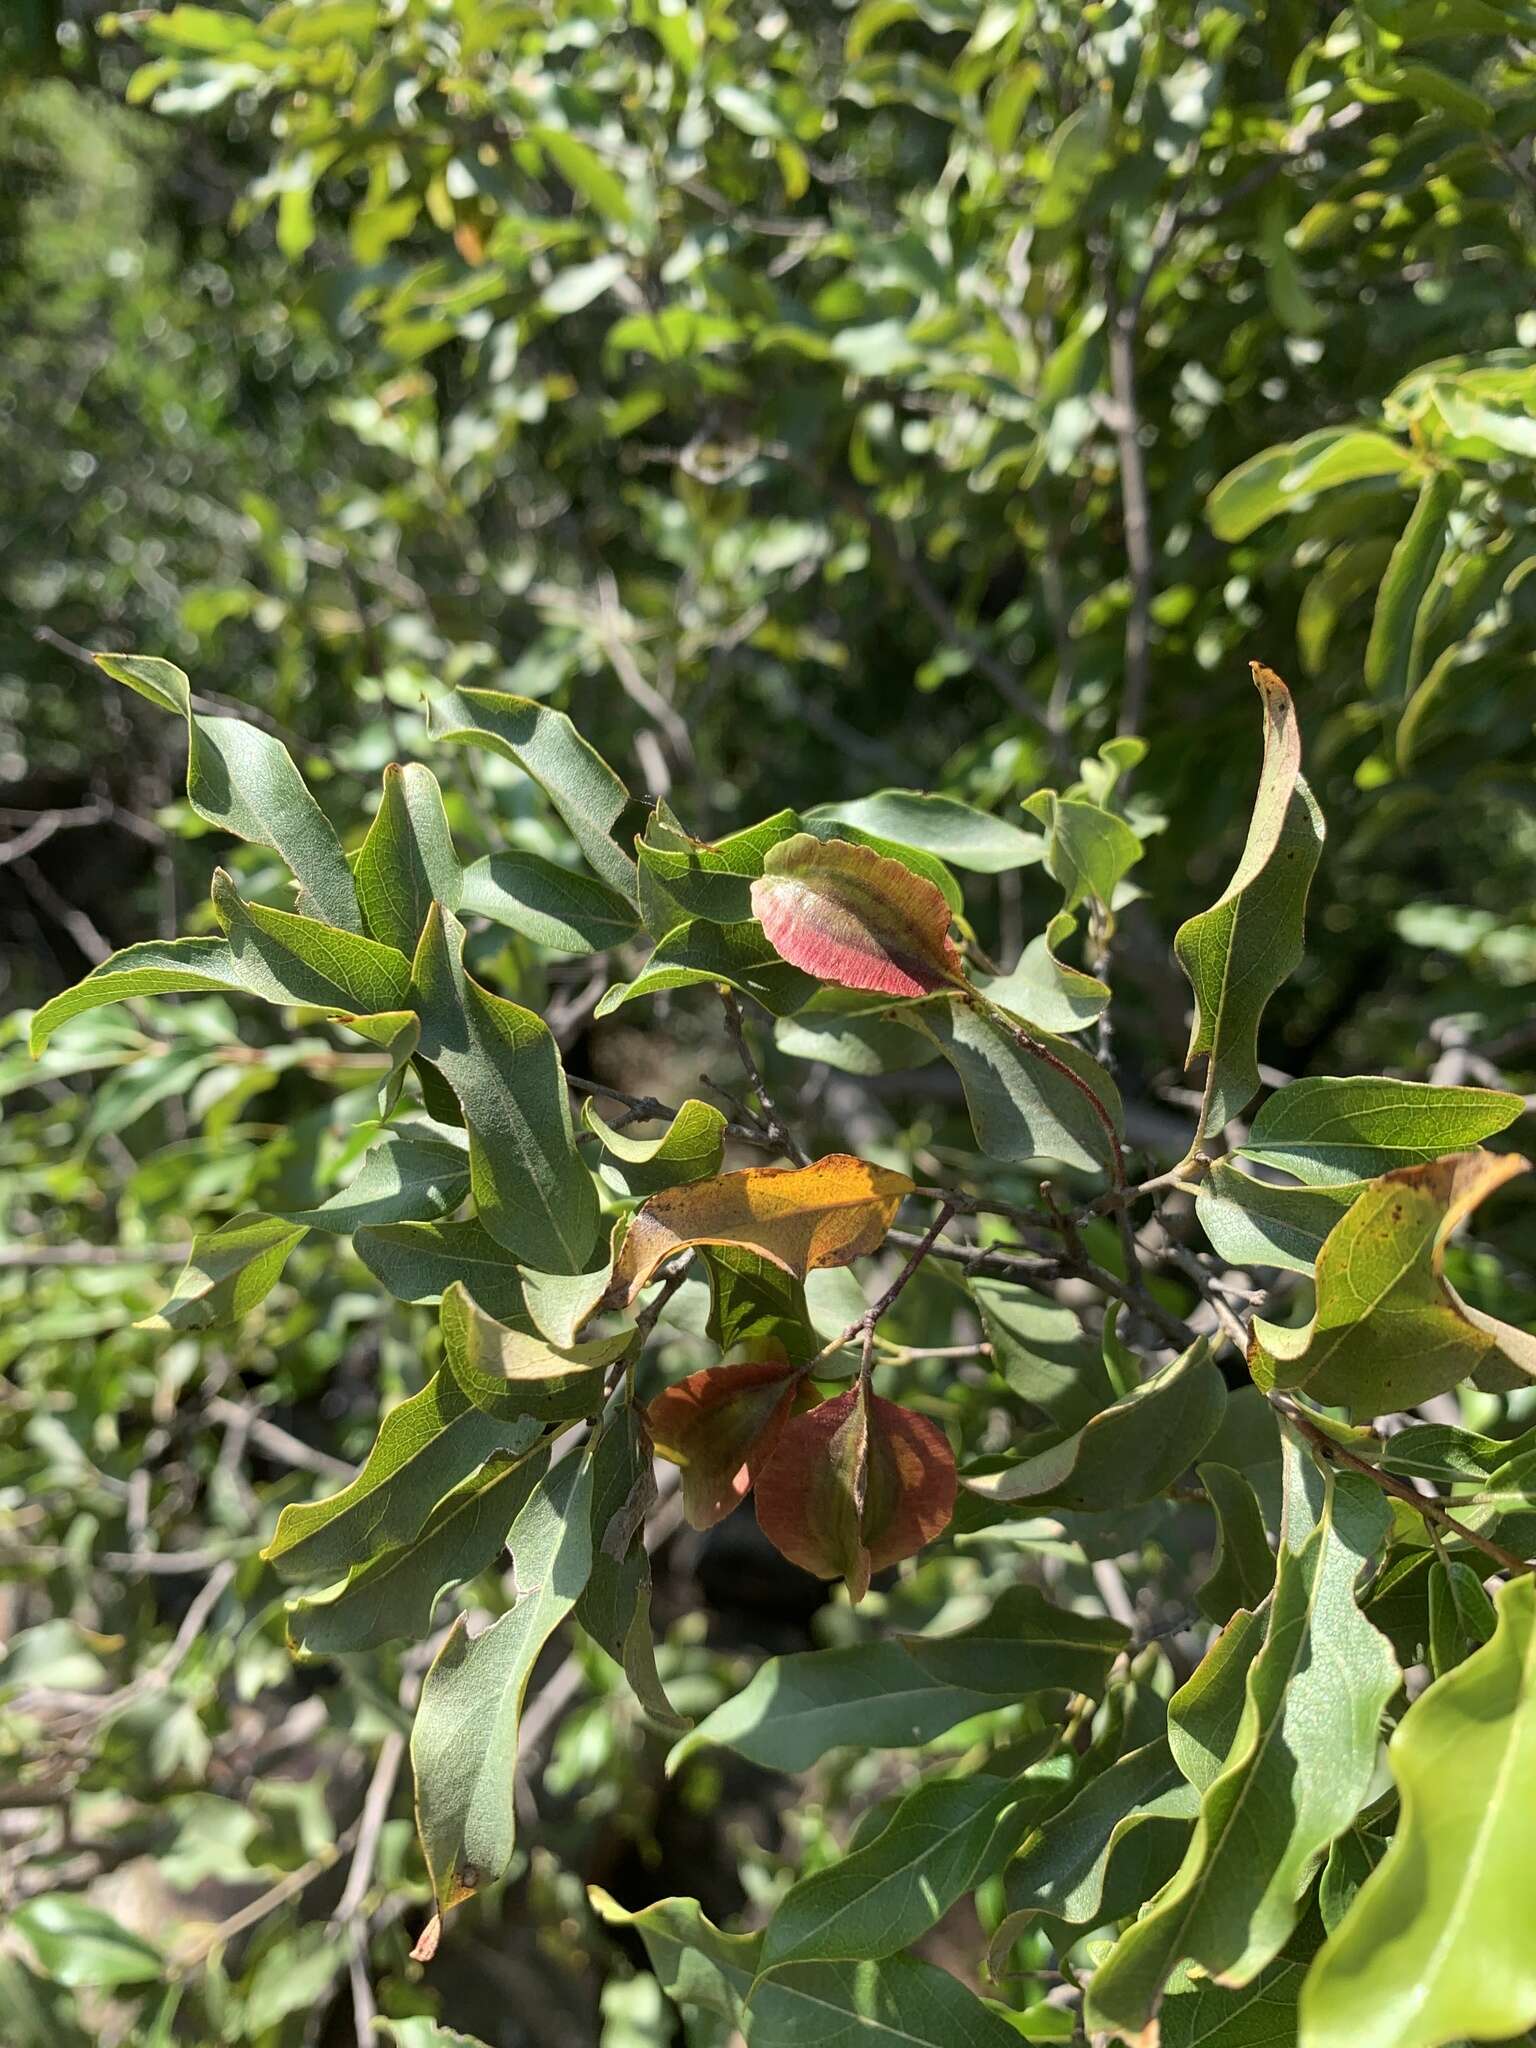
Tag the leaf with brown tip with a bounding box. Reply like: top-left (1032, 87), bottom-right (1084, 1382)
top-left (750, 833), bottom-right (964, 998)
top-left (645, 1359), bottom-right (802, 1528)
top-left (605, 1154), bottom-right (913, 1309)
top-left (754, 1386), bottom-right (956, 1602)
top-left (1249, 1148), bottom-right (1536, 1418)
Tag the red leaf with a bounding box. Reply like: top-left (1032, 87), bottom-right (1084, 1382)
top-left (750, 833), bottom-right (964, 999)
top-left (754, 1386), bottom-right (956, 1601)
top-left (645, 1359), bottom-right (801, 1529)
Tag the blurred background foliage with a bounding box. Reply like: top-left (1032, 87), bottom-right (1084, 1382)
top-left (4, 1), bottom-right (1536, 2043)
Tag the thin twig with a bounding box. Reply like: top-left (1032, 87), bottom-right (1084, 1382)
top-left (807, 1203), bottom-right (957, 1374)
top-left (205, 1398), bottom-right (353, 1482)
top-left (719, 988), bottom-right (810, 1164)
top-left (0, 1243), bottom-right (191, 1269)
top-left (172, 1822), bottom-right (360, 1974)
top-left (1275, 1399), bottom-right (1531, 1578)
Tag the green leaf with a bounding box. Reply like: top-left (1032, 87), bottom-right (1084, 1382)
top-left (1195, 1158), bottom-right (1363, 1275)
top-left (761, 1774), bottom-right (1018, 1967)
top-left (573, 1402), bottom-right (684, 1729)
top-left (1197, 1463), bottom-right (1276, 1625)
top-left (597, 918), bottom-right (818, 1019)
top-left (1363, 469), bottom-right (1458, 700)
top-left (582, 1096), bottom-right (726, 1197)
top-left (996, 1738), bottom-right (1198, 1942)
top-left (636, 809), bottom-right (801, 923)
top-left (138, 1213), bottom-right (307, 1331)
top-left (589, 1891), bottom-right (760, 2035)
top-left (280, 1123), bottom-right (470, 1232)
top-left (97, 652), bottom-right (359, 930)
top-left (969, 1276), bottom-right (1113, 1436)
top-left (263, 1368), bottom-right (544, 1584)
top-left (352, 1215), bottom-right (531, 1321)
top-left (899, 1584), bottom-right (1128, 1697)
top-left (980, 913), bottom-right (1111, 1036)
top-left (1377, 1421), bottom-right (1519, 1485)
top-left (702, 1245), bottom-right (820, 1362)
top-left (1238, 1075), bottom-right (1525, 1186)
top-left (355, 762), bottom-right (462, 955)
top-left (412, 904), bottom-right (599, 1272)
top-left (1167, 1605), bottom-right (1268, 1794)
top-left (341, 1008), bottom-right (422, 1113)
top-left (427, 685), bottom-right (638, 898)
top-left (532, 126), bottom-right (633, 223)
top-left (1159, 1955), bottom-right (1308, 2048)
top-left (1299, 1574), bottom-right (1536, 2048)
top-left (1085, 1444), bottom-right (1397, 2036)
top-left (748, 1955), bottom-right (1029, 2047)
top-left (774, 990), bottom-right (938, 1076)
top-left (211, 870), bottom-right (412, 1013)
top-left (912, 997), bottom-right (1123, 1176)
top-left (28, 938), bottom-right (255, 1055)
top-left (668, 1641), bottom-right (1013, 1775)
top-left (804, 791), bottom-right (1044, 873)
top-left (1174, 665), bottom-right (1325, 1141)
top-left (964, 1339), bottom-right (1224, 1511)
top-left (1428, 1555), bottom-right (1497, 1677)
top-left (1207, 431), bottom-right (1424, 542)
top-left (286, 1441), bottom-right (550, 1658)
top-left (459, 851), bottom-right (639, 953)
top-left (11, 1896), bottom-right (164, 1989)
top-left (1022, 792), bottom-right (1142, 912)
top-left (411, 1448), bottom-right (596, 1930)
top-left (439, 1284), bottom-right (623, 1421)
top-left (1249, 1150), bottom-right (1536, 1416)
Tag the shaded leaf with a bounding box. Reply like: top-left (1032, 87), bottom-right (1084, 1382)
top-left (1197, 1463), bottom-right (1276, 1625)
top-left (138, 1213), bottom-right (306, 1332)
top-left (774, 988), bottom-right (937, 1076)
top-left (1167, 1605), bottom-right (1268, 1794)
top-left (1174, 665), bottom-right (1325, 1141)
top-left (287, 1442), bottom-right (550, 1658)
top-left (604, 1154), bottom-right (911, 1309)
top-left (1363, 468), bottom-right (1457, 701)
top-left (459, 851), bottom-right (639, 954)
top-left (264, 1368), bottom-right (544, 1584)
top-left (751, 832), bottom-right (963, 998)
top-left (412, 904), bottom-right (599, 1272)
top-left (753, 1385), bottom-right (956, 1600)
top-left (439, 1283), bottom-right (623, 1422)
top-left (748, 1954), bottom-right (1027, 2047)
top-left (280, 1123), bottom-right (470, 1233)
top-left (912, 997), bottom-right (1123, 1175)
top-left (1238, 1075), bottom-right (1525, 1186)
top-left (964, 1339), bottom-right (1224, 1511)
top-left (1249, 1149), bottom-right (1536, 1416)
top-left (1299, 1574), bottom-right (1536, 2048)
top-left (899, 1583), bottom-right (1127, 1699)
top-left (1085, 1445), bottom-right (1397, 2036)
top-left (702, 1245), bottom-right (820, 1362)
top-left (646, 1359), bottom-right (801, 1528)
top-left (352, 1215), bottom-right (530, 1321)
top-left (97, 651), bottom-right (360, 931)
top-left (411, 1449), bottom-right (596, 1936)
top-left (762, 1774), bottom-right (1018, 1968)
top-left (1195, 1158), bottom-right (1362, 1275)
top-left (636, 809), bottom-right (801, 924)
top-left (588, 1890), bottom-right (759, 2036)
top-left (573, 1402), bottom-right (685, 1729)
top-left (969, 1277), bottom-right (1113, 1435)
top-left (597, 917), bottom-right (817, 1019)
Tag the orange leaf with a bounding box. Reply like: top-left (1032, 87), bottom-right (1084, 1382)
top-left (604, 1152), bottom-right (913, 1309)
top-left (645, 1359), bottom-right (801, 1528)
top-left (750, 833), bottom-right (964, 998)
top-left (754, 1386), bottom-right (956, 1602)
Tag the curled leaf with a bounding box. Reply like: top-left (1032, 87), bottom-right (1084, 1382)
top-left (604, 1154), bottom-right (912, 1309)
top-left (753, 1385), bottom-right (956, 1602)
top-left (645, 1359), bottom-right (802, 1528)
top-left (1249, 1148), bottom-right (1536, 1417)
top-left (750, 832), bottom-right (964, 998)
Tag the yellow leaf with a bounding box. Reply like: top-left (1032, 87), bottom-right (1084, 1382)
top-left (605, 1153), bottom-right (913, 1309)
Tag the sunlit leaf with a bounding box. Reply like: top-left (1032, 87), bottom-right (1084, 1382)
top-left (751, 832), bottom-right (963, 998)
top-left (1238, 1074), bottom-right (1525, 1186)
top-left (355, 762), bottom-right (462, 956)
top-left (645, 1358), bottom-right (802, 1528)
top-left (138, 1213), bottom-right (307, 1332)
